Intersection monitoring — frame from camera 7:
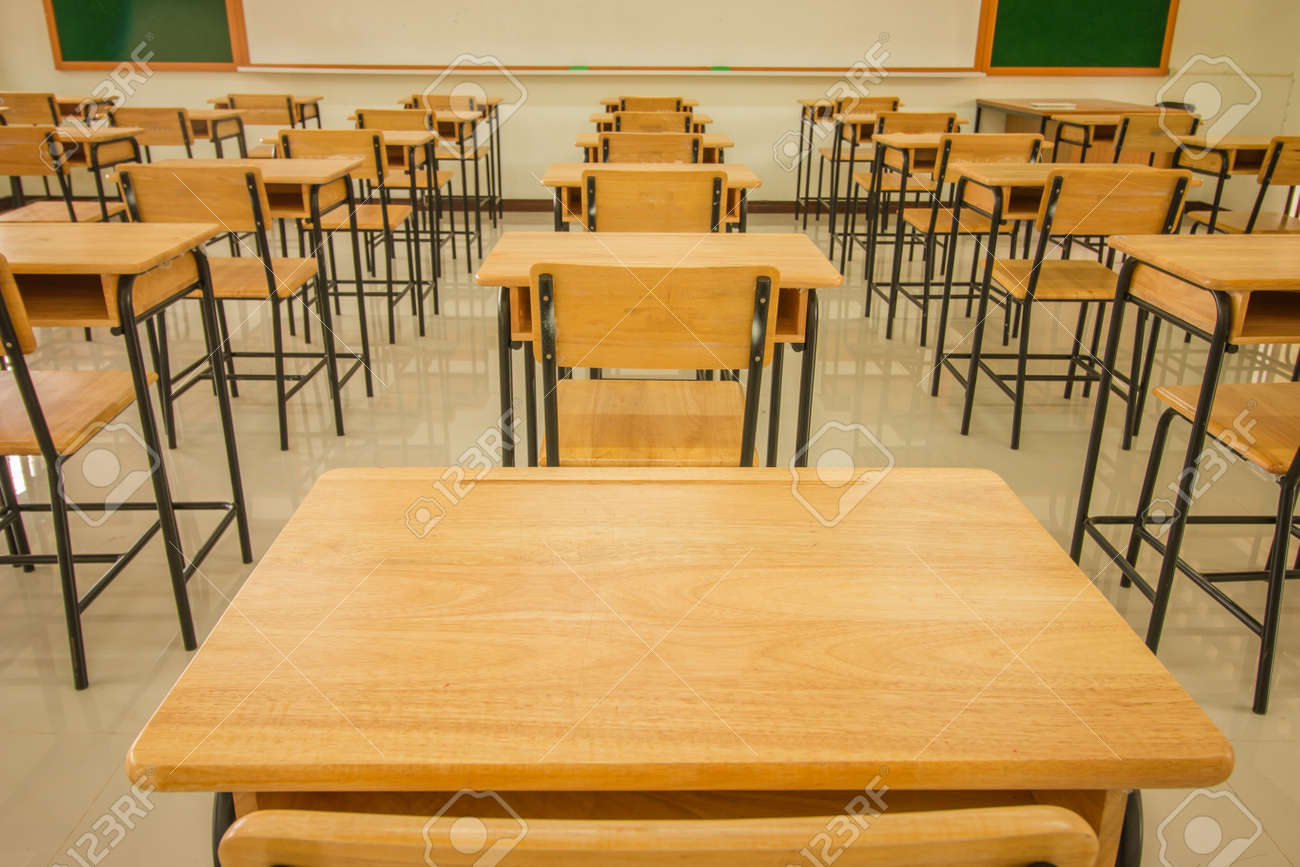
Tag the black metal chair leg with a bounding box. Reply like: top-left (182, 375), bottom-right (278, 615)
top-left (49, 459), bottom-right (89, 688)
top-left (0, 459), bottom-right (33, 572)
top-left (1010, 300), bottom-right (1032, 450)
top-left (214, 300), bottom-right (239, 398)
top-left (1116, 791), bottom-right (1142, 867)
top-left (1254, 475), bottom-right (1298, 713)
top-left (212, 792), bottom-right (235, 866)
top-left (1063, 302), bottom-right (1089, 399)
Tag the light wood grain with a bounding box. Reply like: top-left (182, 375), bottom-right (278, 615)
top-left (107, 108), bottom-right (191, 147)
top-left (578, 168), bottom-right (730, 232)
top-left (128, 467), bottom-right (1231, 793)
top-left (218, 805), bottom-right (1099, 867)
top-left (0, 369), bottom-right (146, 456)
top-left (1155, 382), bottom-right (1300, 475)
top-left (0, 223), bottom-right (219, 274)
top-left (0, 91), bottom-right (59, 124)
top-left (977, 99), bottom-right (1180, 117)
top-left (145, 157), bottom-right (360, 186)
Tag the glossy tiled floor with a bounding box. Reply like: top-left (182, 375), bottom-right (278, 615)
top-left (1, 211), bottom-right (1296, 866)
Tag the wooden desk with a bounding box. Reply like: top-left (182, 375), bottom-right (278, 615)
top-left (129, 466), bottom-right (1230, 867)
top-left (55, 94), bottom-right (116, 122)
top-left (53, 125), bottom-right (142, 219)
top-left (146, 157), bottom-right (374, 402)
top-left (207, 96), bottom-right (323, 128)
top-left (477, 232), bottom-right (840, 467)
top-left (576, 132), bottom-right (732, 164)
top-left (1072, 235), bottom-right (1300, 711)
top-left (188, 108), bottom-right (248, 156)
top-left (590, 112), bottom-right (712, 132)
top-left (540, 162), bottom-right (761, 231)
top-left (1172, 136), bottom-right (1275, 231)
top-left (601, 97), bottom-right (699, 112)
top-left (0, 222), bottom-right (252, 611)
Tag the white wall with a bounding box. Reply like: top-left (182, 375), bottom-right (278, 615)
top-left (2, 0), bottom-right (1296, 205)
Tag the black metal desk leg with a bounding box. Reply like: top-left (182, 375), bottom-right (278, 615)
top-left (794, 290), bottom-right (819, 468)
top-left (766, 343), bottom-right (784, 467)
top-left (308, 188), bottom-right (346, 435)
top-left (192, 250), bottom-right (254, 564)
top-left (497, 287), bottom-right (516, 467)
top-left (1145, 291), bottom-right (1233, 653)
top-left (958, 189), bottom-right (1003, 436)
top-left (115, 274), bottom-right (195, 651)
top-left (523, 341), bottom-right (539, 467)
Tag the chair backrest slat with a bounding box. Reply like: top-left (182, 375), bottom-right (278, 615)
top-left (876, 111), bottom-right (957, 135)
top-left (1040, 167), bottom-right (1191, 236)
top-left (0, 125), bottom-right (67, 177)
top-left (118, 162), bottom-right (271, 234)
top-left (278, 129), bottom-right (385, 185)
top-left (108, 107), bottom-right (193, 148)
top-left (620, 96), bottom-right (683, 112)
top-left (218, 805), bottom-right (1100, 867)
top-left (355, 108), bottom-right (434, 131)
top-left (530, 263), bottom-right (778, 371)
top-left (600, 132), bottom-right (702, 163)
top-left (227, 94), bottom-right (295, 126)
top-left (580, 168), bottom-right (726, 232)
top-left (614, 111), bottom-right (693, 133)
top-left (0, 91), bottom-right (59, 125)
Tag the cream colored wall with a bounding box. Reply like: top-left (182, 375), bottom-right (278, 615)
top-left (2, 0), bottom-right (1295, 206)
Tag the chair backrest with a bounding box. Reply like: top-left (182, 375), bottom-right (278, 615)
top-left (218, 805), bottom-right (1099, 867)
top-left (1113, 113), bottom-right (1198, 162)
top-left (278, 129), bottom-right (385, 185)
top-left (600, 132), bottom-right (702, 163)
top-left (930, 133), bottom-right (1043, 183)
top-left (355, 108), bottom-right (434, 131)
top-left (0, 125), bottom-right (68, 177)
top-left (412, 93), bottom-right (480, 119)
top-left (579, 168), bottom-right (726, 232)
top-left (620, 96), bottom-right (683, 112)
top-left (108, 107), bottom-right (193, 148)
top-left (1258, 135), bottom-right (1300, 187)
top-left (227, 94), bottom-right (296, 125)
top-left (0, 91), bottom-right (59, 125)
top-left (118, 162), bottom-right (272, 235)
top-left (876, 111), bottom-right (957, 134)
top-left (1039, 166), bottom-right (1191, 236)
top-left (614, 111), bottom-right (693, 133)
top-left (0, 254), bottom-right (36, 356)
top-left (839, 95), bottom-right (902, 116)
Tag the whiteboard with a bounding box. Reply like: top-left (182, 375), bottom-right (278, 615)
top-left (242, 0), bottom-right (983, 69)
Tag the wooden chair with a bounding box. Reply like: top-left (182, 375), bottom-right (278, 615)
top-left (599, 132), bottom-right (702, 163)
top-left (1112, 112), bottom-right (1199, 166)
top-left (0, 253), bottom-right (195, 689)
top-left (620, 96), bottom-right (684, 112)
top-left (0, 91), bottom-right (59, 124)
top-left (873, 133), bottom-right (1046, 346)
top-left (0, 125), bottom-right (126, 223)
top-left (407, 94), bottom-right (494, 261)
top-left (218, 804), bottom-right (1098, 866)
top-left (937, 166), bottom-right (1191, 449)
top-left (531, 263), bottom-right (778, 467)
top-left (108, 107), bottom-right (195, 159)
top-left (117, 162), bottom-right (332, 451)
top-left (279, 129), bottom-right (429, 341)
top-left (1131, 381), bottom-right (1300, 714)
top-left (355, 108), bottom-right (460, 278)
top-left (1187, 136), bottom-right (1300, 234)
top-left (578, 168), bottom-right (727, 232)
top-left (808, 96), bottom-right (901, 229)
top-left (613, 111), bottom-right (693, 133)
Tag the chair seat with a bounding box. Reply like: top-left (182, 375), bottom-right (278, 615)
top-left (991, 259), bottom-right (1117, 302)
top-left (1187, 209), bottom-right (1300, 234)
top-left (0, 369), bottom-right (150, 457)
top-left (1154, 382), bottom-right (1300, 475)
top-left (901, 206), bottom-right (995, 236)
top-left (852, 172), bottom-right (936, 193)
top-left (248, 143), bottom-right (277, 159)
top-left (541, 378), bottom-right (750, 467)
top-left (0, 200), bottom-right (125, 223)
top-left (384, 169), bottom-right (455, 190)
top-left (817, 144), bottom-right (874, 162)
top-left (306, 203), bottom-right (413, 231)
top-left (199, 257), bottom-right (317, 300)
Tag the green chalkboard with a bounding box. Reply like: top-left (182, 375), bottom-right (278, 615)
top-left (50, 0), bottom-right (235, 64)
top-left (989, 0), bottom-right (1173, 69)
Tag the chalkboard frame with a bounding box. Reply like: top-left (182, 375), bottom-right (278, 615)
top-left (978, 0), bottom-right (1180, 75)
top-left (42, 0), bottom-right (250, 70)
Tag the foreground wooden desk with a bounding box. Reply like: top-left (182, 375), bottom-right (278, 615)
top-left (540, 161), bottom-right (761, 231)
top-left (1073, 236), bottom-right (1300, 681)
top-left (476, 232), bottom-right (840, 467)
top-left (129, 467), bottom-right (1231, 867)
top-left (576, 132), bottom-right (733, 164)
top-left (0, 223), bottom-right (253, 661)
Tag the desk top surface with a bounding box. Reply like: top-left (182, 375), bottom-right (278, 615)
top-left (1111, 234), bottom-right (1300, 292)
top-left (150, 157), bottom-right (362, 185)
top-left (476, 232), bottom-right (841, 288)
top-left (127, 467), bottom-right (1231, 793)
top-left (0, 223), bottom-right (219, 274)
top-left (541, 162), bottom-right (760, 188)
top-left (577, 132), bottom-right (733, 148)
